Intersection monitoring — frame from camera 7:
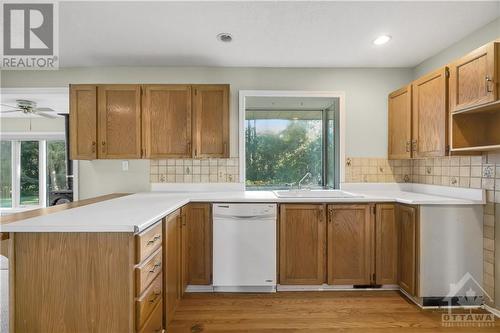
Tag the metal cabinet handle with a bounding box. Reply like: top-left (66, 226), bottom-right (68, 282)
top-left (148, 290), bottom-right (161, 303)
top-left (101, 141), bottom-right (106, 153)
top-left (149, 262), bottom-right (161, 273)
top-left (187, 141), bottom-right (191, 154)
top-left (411, 140), bottom-right (417, 152)
top-left (405, 140), bottom-right (411, 153)
top-left (147, 234), bottom-right (161, 246)
top-left (486, 75), bottom-right (494, 93)
top-left (91, 141), bottom-right (96, 153)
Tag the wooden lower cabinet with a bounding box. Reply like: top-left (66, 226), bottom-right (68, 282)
top-left (10, 223), bottom-right (165, 333)
top-left (397, 204), bottom-right (419, 297)
top-left (375, 204), bottom-right (398, 285)
top-left (327, 204), bottom-right (372, 285)
top-left (163, 210), bottom-right (182, 326)
top-left (183, 203), bottom-right (212, 285)
top-left (279, 204), bottom-right (326, 285)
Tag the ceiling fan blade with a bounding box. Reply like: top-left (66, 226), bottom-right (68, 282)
top-left (0, 110), bottom-right (22, 114)
top-left (0, 103), bottom-right (17, 108)
top-left (35, 107), bottom-right (55, 112)
top-left (37, 112), bottom-right (59, 119)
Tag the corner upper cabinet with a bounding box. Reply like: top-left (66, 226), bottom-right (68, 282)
top-left (449, 42), bottom-right (499, 112)
top-left (388, 85), bottom-right (412, 159)
top-left (98, 85), bottom-right (142, 159)
top-left (279, 204), bottom-right (326, 285)
top-left (142, 85), bottom-right (192, 158)
top-left (192, 84), bottom-right (230, 158)
top-left (70, 85), bottom-right (97, 160)
top-left (411, 67), bottom-right (449, 158)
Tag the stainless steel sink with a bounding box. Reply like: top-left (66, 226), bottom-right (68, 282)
top-left (273, 189), bottom-right (364, 198)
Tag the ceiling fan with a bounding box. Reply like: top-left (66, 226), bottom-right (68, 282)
top-left (1, 99), bottom-right (59, 119)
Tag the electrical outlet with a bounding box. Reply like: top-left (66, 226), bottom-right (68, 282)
top-left (122, 160), bottom-right (129, 171)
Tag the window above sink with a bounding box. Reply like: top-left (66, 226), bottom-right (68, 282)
top-left (239, 91), bottom-right (345, 191)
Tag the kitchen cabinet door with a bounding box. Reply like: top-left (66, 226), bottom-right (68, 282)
top-left (398, 204), bottom-right (418, 296)
top-left (412, 67), bottom-right (449, 158)
top-left (70, 85), bottom-right (97, 160)
top-left (163, 210), bottom-right (181, 325)
top-left (180, 209), bottom-right (188, 297)
top-left (192, 85), bottom-right (229, 158)
top-left (449, 42), bottom-right (498, 112)
top-left (184, 203), bottom-right (212, 285)
top-left (279, 204), bottom-right (326, 285)
top-left (388, 85), bottom-right (412, 159)
top-left (142, 85), bottom-right (192, 158)
top-left (327, 204), bottom-right (372, 285)
top-left (375, 204), bottom-right (398, 285)
top-left (97, 85), bottom-right (142, 159)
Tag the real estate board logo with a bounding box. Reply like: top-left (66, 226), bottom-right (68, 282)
top-left (1, 1), bottom-right (58, 69)
top-left (441, 272), bottom-right (495, 328)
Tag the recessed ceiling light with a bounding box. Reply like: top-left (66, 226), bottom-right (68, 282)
top-left (217, 33), bottom-right (233, 43)
top-left (373, 35), bottom-right (391, 45)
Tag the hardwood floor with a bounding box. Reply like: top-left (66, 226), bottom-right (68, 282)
top-left (169, 291), bottom-right (499, 333)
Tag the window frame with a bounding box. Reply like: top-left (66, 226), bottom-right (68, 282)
top-left (0, 132), bottom-right (72, 211)
top-left (239, 90), bottom-right (346, 189)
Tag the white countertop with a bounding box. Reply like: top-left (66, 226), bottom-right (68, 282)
top-left (0, 183), bottom-right (485, 233)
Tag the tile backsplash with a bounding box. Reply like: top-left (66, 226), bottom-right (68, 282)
top-left (150, 158), bottom-right (239, 183)
top-left (346, 153), bottom-right (499, 306)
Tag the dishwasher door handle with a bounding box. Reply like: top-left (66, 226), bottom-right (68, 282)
top-left (214, 215), bottom-right (276, 221)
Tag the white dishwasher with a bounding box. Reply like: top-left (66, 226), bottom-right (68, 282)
top-left (213, 203), bottom-right (277, 292)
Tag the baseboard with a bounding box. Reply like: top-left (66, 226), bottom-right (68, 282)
top-left (213, 286), bottom-right (276, 293)
top-left (185, 285), bottom-right (214, 292)
top-left (277, 284), bottom-right (400, 292)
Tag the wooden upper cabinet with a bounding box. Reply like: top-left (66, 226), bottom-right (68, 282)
top-left (183, 203), bottom-right (212, 285)
top-left (70, 85), bottom-right (97, 160)
top-left (449, 42), bottom-right (498, 112)
top-left (412, 67), bottom-right (449, 158)
top-left (97, 85), bottom-right (142, 159)
top-left (375, 204), bottom-right (398, 285)
top-left (279, 204), bottom-right (326, 285)
top-left (388, 85), bottom-right (412, 160)
top-left (192, 85), bottom-right (230, 158)
top-left (327, 204), bottom-right (372, 285)
top-left (398, 204), bottom-right (418, 297)
top-left (142, 85), bottom-right (192, 158)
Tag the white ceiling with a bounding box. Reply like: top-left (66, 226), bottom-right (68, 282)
top-left (59, 1), bottom-right (500, 68)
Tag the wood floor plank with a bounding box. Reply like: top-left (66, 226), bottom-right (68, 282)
top-left (169, 291), bottom-right (499, 333)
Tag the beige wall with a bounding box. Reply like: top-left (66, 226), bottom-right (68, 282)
top-left (0, 117), bottom-right (65, 132)
top-left (2, 67), bottom-right (412, 198)
top-left (413, 17), bottom-right (500, 78)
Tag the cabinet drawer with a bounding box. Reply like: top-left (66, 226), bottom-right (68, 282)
top-left (136, 273), bottom-right (163, 330)
top-left (136, 247), bottom-right (162, 296)
top-left (138, 300), bottom-right (163, 333)
top-left (136, 222), bottom-right (162, 264)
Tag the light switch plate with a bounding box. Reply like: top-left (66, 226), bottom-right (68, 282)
top-left (122, 160), bottom-right (129, 171)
